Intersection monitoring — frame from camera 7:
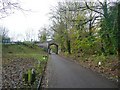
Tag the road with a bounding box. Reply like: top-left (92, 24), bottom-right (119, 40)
top-left (43, 54), bottom-right (118, 88)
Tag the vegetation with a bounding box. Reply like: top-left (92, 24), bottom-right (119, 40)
top-left (39, 33), bottom-right (47, 43)
top-left (1, 0), bottom-right (119, 88)
top-left (50, 45), bottom-right (58, 54)
top-left (2, 43), bottom-right (48, 88)
top-left (48, 0), bottom-right (119, 80)
top-left (38, 27), bottom-right (49, 43)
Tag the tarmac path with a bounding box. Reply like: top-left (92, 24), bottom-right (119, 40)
top-left (44, 54), bottom-right (118, 88)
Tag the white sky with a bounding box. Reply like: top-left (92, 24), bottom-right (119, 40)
top-left (0, 0), bottom-right (63, 41)
top-left (0, 0), bottom-right (117, 41)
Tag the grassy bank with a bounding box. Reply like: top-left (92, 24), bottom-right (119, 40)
top-left (2, 43), bottom-right (48, 88)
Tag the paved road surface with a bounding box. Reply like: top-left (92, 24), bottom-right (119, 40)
top-left (44, 54), bottom-right (118, 88)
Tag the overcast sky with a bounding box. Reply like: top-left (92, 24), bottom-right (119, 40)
top-left (0, 0), bottom-right (117, 41)
top-left (0, 0), bottom-right (63, 41)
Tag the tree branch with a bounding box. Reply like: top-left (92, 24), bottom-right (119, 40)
top-left (85, 2), bottom-right (104, 17)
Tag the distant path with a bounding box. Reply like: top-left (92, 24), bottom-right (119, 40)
top-left (44, 54), bottom-right (118, 88)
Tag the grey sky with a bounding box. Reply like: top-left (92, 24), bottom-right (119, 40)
top-left (0, 0), bottom-right (61, 41)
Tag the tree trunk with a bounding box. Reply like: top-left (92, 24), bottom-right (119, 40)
top-left (118, 3), bottom-right (120, 87)
top-left (118, 3), bottom-right (120, 62)
top-left (66, 39), bottom-right (71, 54)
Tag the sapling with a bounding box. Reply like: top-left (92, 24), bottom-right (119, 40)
top-left (28, 69), bottom-right (32, 85)
top-left (31, 68), bottom-right (36, 85)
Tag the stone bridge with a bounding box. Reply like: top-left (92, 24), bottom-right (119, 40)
top-left (36, 40), bottom-right (58, 54)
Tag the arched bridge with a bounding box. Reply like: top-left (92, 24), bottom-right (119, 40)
top-left (36, 40), bottom-right (58, 54)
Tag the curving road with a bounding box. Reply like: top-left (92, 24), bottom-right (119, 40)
top-left (44, 54), bottom-right (118, 88)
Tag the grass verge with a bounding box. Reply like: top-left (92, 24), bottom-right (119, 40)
top-left (2, 43), bottom-right (48, 88)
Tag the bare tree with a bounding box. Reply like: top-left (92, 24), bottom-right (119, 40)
top-left (25, 29), bottom-right (31, 41)
top-left (0, 26), bottom-right (9, 39)
top-left (38, 26), bottom-right (50, 42)
top-left (25, 29), bottom-right (36, 42)
top-left (0, 0), bottom-right (29, 19)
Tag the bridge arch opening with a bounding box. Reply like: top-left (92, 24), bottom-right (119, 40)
top-left (48, 43), bottom-right (58, 54)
